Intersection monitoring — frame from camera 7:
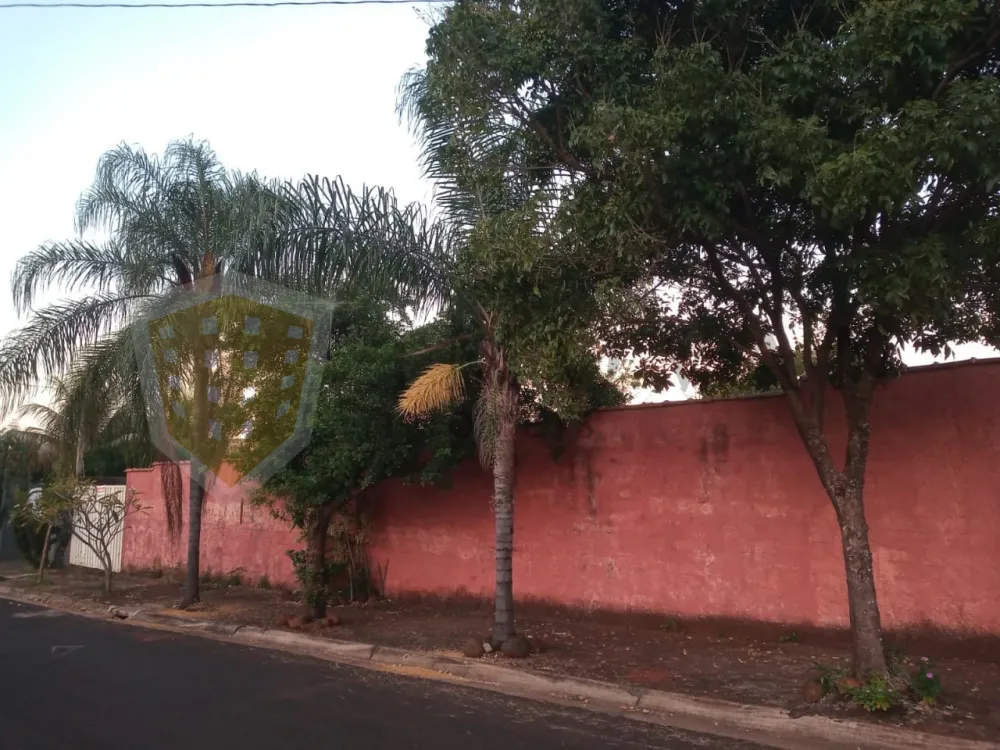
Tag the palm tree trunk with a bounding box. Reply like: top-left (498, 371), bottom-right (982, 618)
top-left (180, 468), bottom-right (204, 607)
top-left (491, 413), bottom-right (516, 645)
top-left (180, 330), bottom-right (210, 609)
top-left (74, 421), bottom-right (86, 478)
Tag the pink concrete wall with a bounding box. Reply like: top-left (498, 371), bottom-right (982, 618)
top-left (124, 463), bottom-right (300, 586)
top-left (124, 360), bottom-right (1000, 634)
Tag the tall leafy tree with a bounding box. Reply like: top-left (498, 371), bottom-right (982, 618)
top-left (409, 0), bottom-right (1000, 675)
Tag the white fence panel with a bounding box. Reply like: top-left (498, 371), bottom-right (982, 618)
top-left (68, 485), bottom-right (125, 572)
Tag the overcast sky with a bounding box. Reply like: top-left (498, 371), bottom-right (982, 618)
top-left (0, 1), bottom-right (995, 416)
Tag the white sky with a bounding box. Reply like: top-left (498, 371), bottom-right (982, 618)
top-left (0, 0), bottom-right (995, 420)
top-left (0, 2), bottom-right (437, 329)
top-left (0, 1), bottom-right (440, 421)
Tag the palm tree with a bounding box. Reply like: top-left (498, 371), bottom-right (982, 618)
top-left (17, 353), bottom-right (153, 480)
top-left (0, 139), bottom-right (285, 606)
top-left (383, 70), bottom-right (559, 646)
top-left (0, 138), bottom-right (451, 607)
top-left (398, 318), bottom-right (520, 644)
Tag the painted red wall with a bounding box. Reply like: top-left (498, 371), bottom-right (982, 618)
top-left (124, 463), bottom-right (299, 586)
top-left (123, 360), bottom-right (1000, 634)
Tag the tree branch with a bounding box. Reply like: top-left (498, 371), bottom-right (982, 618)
top-left (500, 98), bottom-right (599, 179)
top-left (704, 244), bottom-right (798, 394)
top-left (932, 23), bottom-right (1000, 101)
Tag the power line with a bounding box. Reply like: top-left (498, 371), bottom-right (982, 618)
top-left (0, 0), bottom-right (442, 7)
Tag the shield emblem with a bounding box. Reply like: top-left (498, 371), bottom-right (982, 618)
top-left (133, 271), bottom-right (332, 496)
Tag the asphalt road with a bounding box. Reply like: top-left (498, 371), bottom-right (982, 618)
top-left (0, 598), bottom-right (771, 750)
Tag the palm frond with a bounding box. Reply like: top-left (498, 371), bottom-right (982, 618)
top-left (13, 239), bottom-right (174, 313)
top-left (0, 426), bottom-right (57, 476)
top-left (272, 175), bottom-right (455, 313)
top-left (398, 363), bottom-right (468, 417)
top-left (17, 403), bottom-right (65, 435)
top-left (76, 142), bottom-right (168, 234)
top-left (2, 137), bottom-right (288, 418)
top-left (0, 293), bottom-right (146, 414)
top-left (397, 66), bottom-right (549, 231)
top-left (17, 329), bottom-right (155, 475)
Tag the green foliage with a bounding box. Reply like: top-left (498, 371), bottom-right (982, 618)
top-left (0, 138), bottom-right (437, 483)
top-left (813, 663), bottom-right (848, 695)
top-left (250, 299), bottom-right (473, 609)
top-left (18, 478), bottom-right (143, 590)
top-left (813, 663), bottom-right (905, 712)
top-left (910, 657), bottom-right (943, 705)
top-left (412, 0), bottom-right (1000, 397)
top-left (1, 429), bottom-right (57, 566)
top-left (255, 574), bottom-right (272, 590)
top-left (225, 568), bottom-right (245, 587)
top-left (252, 299), bottom-right (463, 522)
top-left (409, 0), bottom-right (1000, 671)
top-left (12, 513), bottom-right (48, 567)
top-left (850, 675), bottom-right (902, 713)
top-left (287, 550), bottom-right (348, 607)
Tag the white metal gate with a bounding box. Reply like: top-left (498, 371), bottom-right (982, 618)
top-left (68, 485), bottom-right (125, 572)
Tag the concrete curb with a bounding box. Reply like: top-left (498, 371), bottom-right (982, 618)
top-left (2, 588), bottom-right (997, 750)
top-left (0, 585), bottom-right (110, 617)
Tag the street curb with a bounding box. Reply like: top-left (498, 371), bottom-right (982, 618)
top-left (2, 588), bottom-right (997, 750)
top-left (0, 585), bottom-right (111, 618)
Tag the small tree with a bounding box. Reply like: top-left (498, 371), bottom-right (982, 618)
top-left (393, 215), bottom-right (624, 645)
top-left (64, 480), bottom-right (142, 593)
top-left (13, 486), bottom-right (67, 584)
top-left (19, 478), bottom-right (142, 592)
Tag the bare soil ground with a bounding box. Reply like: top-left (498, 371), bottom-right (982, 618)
top-left (5, 563), bottom-right (998, 744)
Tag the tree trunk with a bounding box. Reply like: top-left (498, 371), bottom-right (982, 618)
top-left (180, 323), bottom-right (210, 609)
top-left (180, 467), bottom-right (204, 608)
top-left (306, 504), bottom-right (336, 620)
top-left (180, 472), bottom-right (205, 609)
top-left (37, 524), bottom-right (52, 584)
top-left (104, 564), bottom-right (113, 594)
top-left (74, 425), bottom-right (86, 478)
top-left (491, 414), bottom-right (516, 645)
top-left (785, 380), bottom-right (887, 677)
top-left (837, 483), bottom-right (886, 676)
top-left (835, 381), bottom-right (887, 677)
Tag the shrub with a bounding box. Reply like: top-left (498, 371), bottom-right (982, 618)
top-left (812, 663), bottom-right (847, 695)
top-left (812, 663), bottom-right (903, 712)
top-left (850, 675), bottom-right (901, 712)
top-left (12, 515), bottom-right (47, 567)
top-left (910, 658), bottom-right (943, 705)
